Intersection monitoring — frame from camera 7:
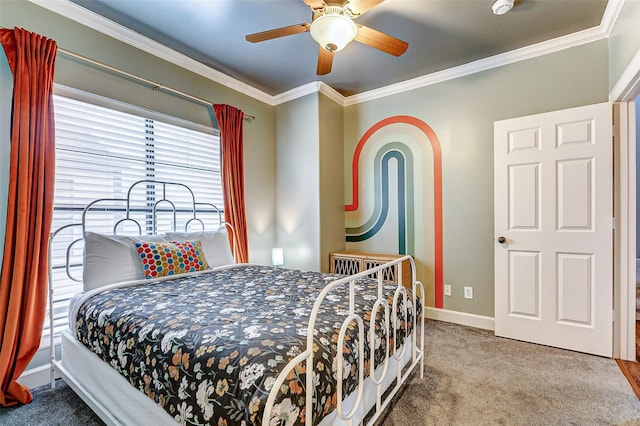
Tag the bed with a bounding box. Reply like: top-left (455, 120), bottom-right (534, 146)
top-left (48, 180), bottom-right (425, 425)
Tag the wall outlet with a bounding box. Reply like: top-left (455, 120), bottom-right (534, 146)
top-left (444, 284), bottom-right (452, 296)
top-left (464, 286), bottom-right (473, 299)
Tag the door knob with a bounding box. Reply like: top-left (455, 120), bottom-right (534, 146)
top-left (497, 236), bottom-right (507, 244)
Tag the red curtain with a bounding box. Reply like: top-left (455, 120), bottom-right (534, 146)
top-left (213, 104), bottom-right (249, 263)
top-left (0, 27), bottom-right (57, 406)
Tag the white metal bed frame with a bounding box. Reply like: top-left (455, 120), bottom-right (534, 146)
top-left (48, 179), bottom-right (425, 425)
top-left (262, 257), bottom-right (425, 425)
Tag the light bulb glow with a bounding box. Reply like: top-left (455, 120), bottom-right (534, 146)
top-left (272, 247), bottom-right (284, 266)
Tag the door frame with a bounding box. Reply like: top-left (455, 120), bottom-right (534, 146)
top-left (612, 54), bottom-right (640, 361)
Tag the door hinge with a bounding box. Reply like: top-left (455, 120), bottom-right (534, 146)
top-left (612, 217), bottom-right (616, 230)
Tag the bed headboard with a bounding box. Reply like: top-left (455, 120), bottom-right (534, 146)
top-left (49, 179), bottom-right (233, 289)
top-left (78, 179), bottom-right (225, 235)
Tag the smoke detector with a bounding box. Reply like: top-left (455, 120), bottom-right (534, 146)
top-left (492, 0), bottom-right (514, 15)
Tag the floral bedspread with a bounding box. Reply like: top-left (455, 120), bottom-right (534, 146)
top-left (74, 264), bottom-right (420, 425)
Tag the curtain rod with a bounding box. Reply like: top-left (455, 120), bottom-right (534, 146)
top-left (57, 47), bottom-right (255, 122)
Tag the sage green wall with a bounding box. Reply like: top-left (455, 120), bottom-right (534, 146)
top-left (274, 93), bottom-right (344, 273)
top-left (318, 93), bottom-right (346, 272)
top-left (275, 93), bottom-right (321, 270)
top-left (609, 0), bottom-right (640, 92)
top-left (343, 40), bottom-right (609, 317)
top-left (0, 0), bottom-right (277, 266)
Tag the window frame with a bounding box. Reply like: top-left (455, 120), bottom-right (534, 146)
top-left (42, 85), bottom-right (222, 349)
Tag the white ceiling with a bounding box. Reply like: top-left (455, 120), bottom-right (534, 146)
top-left (67, 0), bottom-right (610, 97)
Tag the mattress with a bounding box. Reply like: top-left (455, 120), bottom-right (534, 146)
top-left (69, 264), bottom-right (420, 425)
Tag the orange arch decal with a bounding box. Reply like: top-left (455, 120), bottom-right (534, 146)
top-left (346, 116), bottom-right (444, 309)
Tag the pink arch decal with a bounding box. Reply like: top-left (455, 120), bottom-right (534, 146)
top-left (346, 116), bottom-right (444, 309)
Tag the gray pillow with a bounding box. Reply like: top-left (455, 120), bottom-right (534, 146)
top-left (165, 228), bottom-right (234, 268)
top-left (82, 231), bottom-right (168, 291)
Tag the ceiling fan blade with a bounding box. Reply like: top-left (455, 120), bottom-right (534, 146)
top-left (354, 24), bottom-right (408, 56)
top-left (246, 23), bottom-right (311, 43)
top-left (347, 0), bottom-right (385, 15)
top-left (317, 47), bottom-right (334, 75)
top-left (302, 0), bottom-right (325, 10)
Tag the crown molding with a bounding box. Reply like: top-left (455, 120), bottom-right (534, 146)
top-left (271, 82), bottom-right (322, 106)
top-left (31, 0), bottom-right (623, 108)
top-left (600, 0), bottom-right (625, 37)
top-left (343, 25), bottom-right (607, 106)
top-left (610, 48), bottom-right (640, 101)
top-left (317, 82), bottom-right (345, 106)
top-left (269, 81), bottom-right (344, 106)
top-left (28, 0), bottom-right (275, 105)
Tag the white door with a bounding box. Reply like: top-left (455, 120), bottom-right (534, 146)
top-left (494, 102), bottom-right (613, 357)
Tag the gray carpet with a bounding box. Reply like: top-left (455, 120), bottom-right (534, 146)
top-left (0, 380), bottom-right (104, 425)
top-left (382, 320), bottom-right (640, 425)
top-left (1, 320), bottom-right (640, 425)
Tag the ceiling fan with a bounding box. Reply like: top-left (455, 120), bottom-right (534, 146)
top-left (245, 0), bottom-right (408, 75)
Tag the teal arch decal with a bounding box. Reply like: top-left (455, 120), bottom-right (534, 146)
top-left (345, 142), bottom-right (414, 255)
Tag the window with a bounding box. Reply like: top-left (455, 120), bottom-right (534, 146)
top-left (43, 88), bottom-right (223, 347)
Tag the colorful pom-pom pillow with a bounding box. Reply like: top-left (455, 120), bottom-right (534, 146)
top-left (134, 240), bottom-right (210, 279)
top-left (165, 229), bottom-right (234, 267)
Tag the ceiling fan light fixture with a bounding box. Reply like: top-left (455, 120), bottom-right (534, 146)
top-left (310, 13), bottom-right (357, 52)
top-left (492, 0), bottom-right (514, 15)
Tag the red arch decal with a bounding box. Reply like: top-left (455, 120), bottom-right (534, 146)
top-left (346, 116), bottom-right (444, 309)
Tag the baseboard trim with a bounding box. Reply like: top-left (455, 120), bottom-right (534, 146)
top-left (425, 307), bottom-right (495, 331)
top-left (18, 363), bottom-right (58, 390)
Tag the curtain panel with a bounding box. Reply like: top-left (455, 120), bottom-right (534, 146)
top-left (0, 27), bottom-right (57, 406)
top-left (213, 104), bottom-right (249, 263)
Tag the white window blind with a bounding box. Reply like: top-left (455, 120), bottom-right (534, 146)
top-left (44, 91), bottom-right (223, 348)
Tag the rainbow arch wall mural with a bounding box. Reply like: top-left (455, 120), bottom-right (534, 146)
top-left (345, 116), bottom-right (444, 308)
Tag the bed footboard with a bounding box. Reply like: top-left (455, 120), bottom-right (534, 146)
top-left (262, 255), bottom-right (425, 425)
